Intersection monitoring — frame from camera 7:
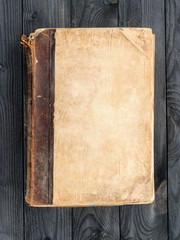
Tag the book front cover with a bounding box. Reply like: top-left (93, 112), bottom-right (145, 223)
top-left (53, 28), bottom-right (155, 206)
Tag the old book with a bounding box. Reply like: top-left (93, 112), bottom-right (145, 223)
top-left (21, 28), bottom-right (155, 207)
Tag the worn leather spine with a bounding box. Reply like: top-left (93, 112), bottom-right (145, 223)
top-left (21, 34), bottom-right (35, 205)
top-left (21, 29), bottom-right (56, 205)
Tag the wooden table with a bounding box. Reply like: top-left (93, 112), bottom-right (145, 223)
top-left (0, 0), bottom-right (178, 239)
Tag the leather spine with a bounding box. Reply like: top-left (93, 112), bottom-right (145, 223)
top-left (21, 34), bottom-right (35, 205)
top-left (21, 29), bottom-right (56, 206)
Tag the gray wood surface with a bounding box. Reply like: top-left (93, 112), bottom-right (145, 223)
top-left (0, 0), bottom-right (178, 239)
top-left (119, 0), bottom-right (168, 239)
top-left (0, 0), bottom-right (24, 239)
top-left (73, 207), bottom-right (119, 240)
top-left (166, 0), bottom-right (180, 239)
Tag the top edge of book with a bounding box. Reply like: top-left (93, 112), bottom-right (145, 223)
top-left (29, 27), bottom-right (154, 37)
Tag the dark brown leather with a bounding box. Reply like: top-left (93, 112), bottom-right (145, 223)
top-left (22, 29), bottom-right (56, 205)
top-left (33, 29), bottom-right (56, 204)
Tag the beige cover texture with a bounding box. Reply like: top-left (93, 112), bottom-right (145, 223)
top-left (22, 27), bottom-right (155, 207)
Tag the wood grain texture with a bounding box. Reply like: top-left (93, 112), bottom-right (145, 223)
top-left (71, 0), bottom-right (118, 27)
top-left (23, 0), bottom-right (71, 35)
top-left (0, 0), bottom-right (24, 239)
top-left (23, 0), bottom-right (72, 239)
top-left (119, 0), bottom-right (168, 239)
top-left (25, 207), bottom-right (72, 240)
top-left (166, 0), bottom-right (180, 239)
top-left (73, 207), bottom-right (119, 240)
top-left (71, 0), bottom-right (120, 239)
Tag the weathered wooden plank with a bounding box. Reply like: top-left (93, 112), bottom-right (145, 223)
top-left (23, 0), bottom-right (72, 239)
top-left (71, 1), bottom-right (120, 239)
top-left (166, 0), bottom-right (180, 239)
top-left (23, 0), bottom-right (71, 35)
top-left (71, 0), bottom-right (118, 27)
top-left (24, 207), bottom-right (72, 239)
top-left (119, 0), bottom-right (167, 239)
top-left (73, 207), bottom-right (119, 240)
top-left (0, 0), bottom-right (24, 239)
